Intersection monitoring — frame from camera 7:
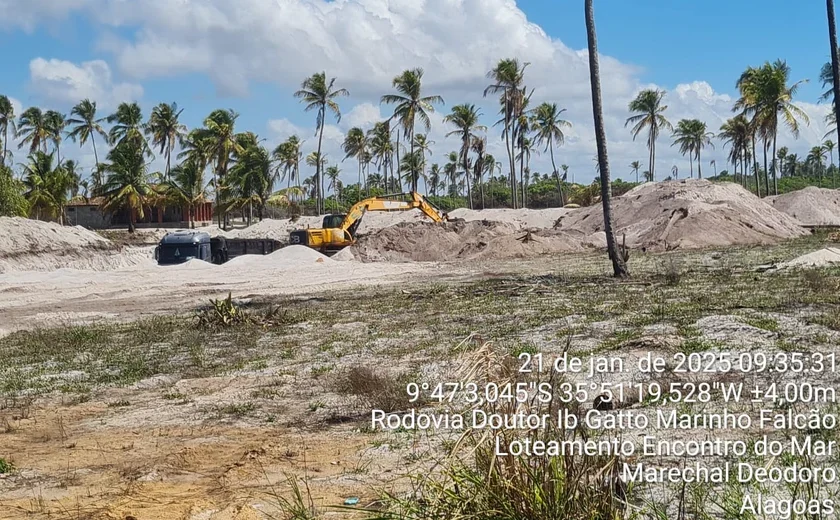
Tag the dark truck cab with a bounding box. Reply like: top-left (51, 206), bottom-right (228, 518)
top-left (155, 230), bottom-right (283, 265)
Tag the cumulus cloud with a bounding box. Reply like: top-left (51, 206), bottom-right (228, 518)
top-left (28, 58), bottom-right (143, 109)
top-left (5, 0), bottom-right (833, 184)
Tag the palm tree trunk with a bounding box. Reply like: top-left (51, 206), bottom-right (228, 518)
top-left (648, 131), bottom-right (655, 182)
top-left (358, 157), bottom-right (362, 201)
top-left (829, 0), bottom-right (840, 160)
top-left (316, 110), bottom-right (326, 216)
top-left (519, 142), bottom-right (526, 208)
top-left (772, 131), bottom-right (779, 195)
top-left (463, 141), bottom-right (472, 209)
top-left (752, 137), bottom-right (760, 197)
top-left (166, 145), bottom-right (171, 179)
top-left (762, 140), bottom-right (770, 197)
top-left (2, 126), bottom-right (7, 166)
top-left (504, 101), bottom-right (516, 209)
top-left (689, 153), bottom-right (694, 178)
top-left (697, 150), bottom-right (702, 178)
top-left (549, 141), bottom-right (564, 207)
top-left (586, 0), bottom-right (628, 278)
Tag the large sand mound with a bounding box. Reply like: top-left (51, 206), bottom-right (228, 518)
top-left (554, 180), bottom-right (809, 250)
top-left (222, 245), bottom-right (333, 269)
top-left (350, 220), bottom-right (585, 262)
top-left (767, 187), bottom-right (840, 226)
top-left (0, 217), bottom-right (155, 272)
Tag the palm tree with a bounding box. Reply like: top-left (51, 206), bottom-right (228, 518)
top-left (343, 127), bottom-right (368, 196)
top-left (630, 160), bottom-right (642, 183)
top-left (561, 164), bottom-right (571, 185)
top-left (200, 109), bottom-right (243, 227)
top-left (471, 136), bottom-right (489, 208)
top-left (765, 60), bottom-right (809, 194)
top-left (381, 68), bottom-right (443, 192)
top-left (400, 150), bottom-right (423, 193)
top-left (227, 140), bottom-right (274, 224)
top-left (586, 0), bottom-right (629, 278)
top-left (107, 102), bottom-right (150, 155)
top-left (295, 72), bottom-right (348, 214)
top-left (444, 151), bottom-right (460, 197)
top-left (44, 110), bottom-right (67, 164)
top-left (22, 151), bottom-right (73, 223)
top-left (777, 146), bottom-right (789, 178)
top-left (100, 144), bottom-right (152, 232)
top-left (160, 159), bottom-right (207, 228)
top-left (710, 159), bottom-right (717, 177)
top-left (626, 89), bottom-right (672, 182)
top-left (531, 102), bottom-right (571, 205)
top-left (809, 145), bottom-right (828, 180)
top-left (485, 58), bottom-right (529, 208)
top-left (325, 165), bottom-right (341, 202)
top-left (671, 165), bottom-right (679, 180)
top-left (67, 99), bottom-right (108, 192)
top-left (368, 122), bottom-right (393, 194)
top-left (429, 163), bottom-right (441, 197)
top-left (146, 102), bottom-right (187, 178)
top-left (412, 133), bottom-right (434, 195)
top-left (826, 140), bottom-right (837, 187)
top-left (17, 107), bottom-right (50, 154)
top-left (719, 115), bottom-right (752, 190)
top-left (272, 135), bottom-right (303, 192)
top-left (443, 104), bottom-right (484, 207)
top-left (0, 95), bottom-right (16, 167)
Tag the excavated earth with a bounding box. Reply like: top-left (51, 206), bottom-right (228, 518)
top-left (553, 179), bottom-right (809, 251)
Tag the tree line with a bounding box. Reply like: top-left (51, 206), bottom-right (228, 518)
top-left (0, 47), bottom-right (837, 229)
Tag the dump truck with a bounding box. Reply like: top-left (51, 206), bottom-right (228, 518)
top-left (155, 230), bottom-right (283, 265)
top-left (289, 191), bottom-right (449, 254)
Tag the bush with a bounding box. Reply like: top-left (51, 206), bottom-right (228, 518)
top-left (0, 166), bottom-right (28, 217)
top-left (332, 366), bottom-right (414, 413)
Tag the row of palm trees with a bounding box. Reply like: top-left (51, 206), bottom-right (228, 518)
top-left (625, 59), bottom-right (818, 197)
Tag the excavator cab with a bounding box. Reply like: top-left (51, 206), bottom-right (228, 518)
top-left (322, 214), bottom-right (345, 228)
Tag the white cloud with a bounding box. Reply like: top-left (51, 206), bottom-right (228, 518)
top-left (5, 0), bottom-right (834, 184)
top-left (28, 58), bottom-right (143, 109)
top-left (0, 0), bottom-right (93, 32)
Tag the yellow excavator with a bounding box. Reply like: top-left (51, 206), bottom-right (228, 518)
top-left (289, 192), bottom-right (449, 254)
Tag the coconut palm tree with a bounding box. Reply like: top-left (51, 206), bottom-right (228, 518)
top-left (44, 110), bottom-right (67, 164)
top-left (342, 127), bottom-right (368, 196)
top-left (67, 99), bottom-right (108, 192)
top-left (719, 115), bottom-right (752, 189)
top-left (22, 151), bottom-right (74, 223)
top-left (227, 140), bottom-right (275, 224)
top-left (671, 165), bottom-right (679, 180)
top-left (100, 144), bottom-right (152, 233)
top-left (200, 109), bottom-right (243, 226)
top-left (444, 151), bottom-right (460, 197)
top-left (412, 133), bottom-right (434, 195)
top-left (0, 95), bottom-right (16, 167)
top-left (381, 68), bottom-right (443, 192)
top-left (586, 0), bottom-right (629, 278)
top-left (272, 135), bottom-right (303, 193)
top-left (107, 102), bottom-right (150, 156)
top-left (146, 102), bottom-right (187, 178)
top-left (400, 150), bottom-right (423, 193)
top-left (485, 58), bottom-right (529, 208)
top-left (368, 122), bottom-right (393, 194)
top-left (17, 107), bottom-right (50, 154)
top-left (626, 89), bottom-right (672, 182)
top-left (325, 165), bottom-right (341, 202)
top-left (443, 104), bottom-right (484, 208)
top-left (764, 60), bottom-right (809, 194)
top-left (429, 163), bottom-right (441, 197)
top-left (295, 72), bottom-right (348, 215)
top-left (629, 160), bottom-right (642, 183)
top-left (530, 102), bottom-right (571, 205)
top-left (471, 136), bottom-right (489, 208)
top-left (160, 159), bottom-right (207, 228)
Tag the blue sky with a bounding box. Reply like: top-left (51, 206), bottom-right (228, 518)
top-left (0, 0), bottom-right (835, 184)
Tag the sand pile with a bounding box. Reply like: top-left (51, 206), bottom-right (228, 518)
top-left (767, 187), bottom-right (840, 226)
top-left (222, 245), bottom-right (333, 269)
top-left (449, 207), bottom-right (573, 230)
top-left (554, 180), bottom-right (809, 250)
top-left (350, 220), bottom-right (584, 262)
top-left (779, 247), bottom-right (840, 269)
top-left (0, 217), bottom-right (156, 272)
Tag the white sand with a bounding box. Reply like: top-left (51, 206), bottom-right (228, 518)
top-left (767, 187), bottom-right (840, 226)
top-left (555, 180), bottom-right (809, 250)
top-left (780, 247), bottom-right (840, 268)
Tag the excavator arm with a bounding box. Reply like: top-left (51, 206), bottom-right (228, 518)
top-left (339, 192), bottom-right (447, 233)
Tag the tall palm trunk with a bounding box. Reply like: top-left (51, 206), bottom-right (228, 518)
top-left (504, 98), bottom-right (516, 208)
top-left (585, 0), bottom-right (628, 278)
top-left (549, 141), bottom-right (564, 206)
top-left (2, 126), bottom-right (7, 166)
top-left (689, 153), bottom-right (694, 178)
top-left (316, 108), bottom-right (326, 215)
top-left (697, 149), bottom-right (702, 178)
top-left (752, 137), bottom-right (760, 197)
top-left (358, 157), bottom-right (362, 200)
top-left (463, 140), bottom-right (473, 209)
top-left (772, 130), bottom-right (779, 195)
top-left (762, 140), bottom-right (770, 197)
top-left (648, 131), bottom-right (655, 182)
top-left (829, 0), bottom-right (840, 162)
